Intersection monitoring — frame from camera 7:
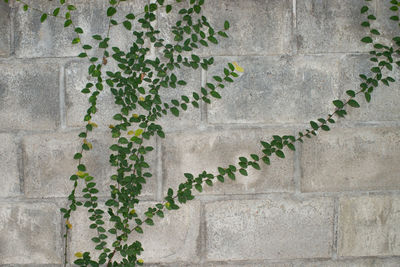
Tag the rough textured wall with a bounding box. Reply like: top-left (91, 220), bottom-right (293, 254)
top-left (1, 0), bottom-right (400, 266)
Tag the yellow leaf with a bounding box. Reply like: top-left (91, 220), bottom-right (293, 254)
top-left (135, 129), bottom-right (144, 137)
top-left (66, 220), bottom-right (72, 229)
top-left (233, 62), bottom-right (244, 73)
top-left (165, 202), bottom-right (170, 208)
top-left (127, 130), bottom-right (134, 135)
top-left (76, 171), bottom-right (85, 177)
top-left (130, 209), bottom-right (136, 214)
top-left (109, 124), bottom-right (115, 129)
top-left (74, 252), bottom-right (83, 258)
top-left (139, 96), bottom-right (145, 102)
top-left (89, 121), bottom-right (98, 128)
top-left (132, 114), bottom-right (139, 118)
top-left (87, 142), bottom-right (93, 149)
top-left (138, 259), bottom-right (144, 264)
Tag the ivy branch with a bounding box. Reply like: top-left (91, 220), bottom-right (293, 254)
top-left (7, 0), bottom-right (400, 266)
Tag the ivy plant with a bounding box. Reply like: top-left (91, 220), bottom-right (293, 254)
top-left (6, 0), bottom-right (400, 266)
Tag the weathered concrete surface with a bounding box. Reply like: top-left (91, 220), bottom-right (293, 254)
top-left (69, 201), bottom-right (200, 263)
top-left (23, 131), bottom-right (157, 198)
top-left (65, 60), bottom-right (202, 130)
top-left (296, 0), bottom-right (369, 53)
top-left (0, 202), bottom-right (62, 264)
top-left (0, 134), bottom-right (20, 197)
top-left (205, 197), bottom-right (334, 261)
top-left (337, 54), bottom-right (400, 122)
top-left (294, 258), bottom-right (400, 267)
top-left (162, 128), bottom-right (295, 195)
top-left (201, 0), bottom-right (292, 56)
top-left (207, 56), bottom-right (339, 124)
top-left (14, 0), bottom-right (147, 58)
top-left (301, 127), bottom-right (400, 192)
top-left (338, 195), bottom-right (400, 257)
top-left (0, 60), bottom-right (59, 130)
top-left (0, 2), bottom-right (11, 57)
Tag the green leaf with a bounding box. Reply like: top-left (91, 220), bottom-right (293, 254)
top-left (195, 184), bottom-right (203, 192)
top-left (67, 4), bottom-right (76, 10)
top-left (365, 92), bottom-right (371, 102)
top-left (123, 21), bottom-right (132, 30)
top-left (361, 21), bottom-right (370, 27)
top-left (239, 168), bottom-right (248, 176)
top-left (333, 100), bottom-right (344, 109)
top-left (166, 5), bottom-right (172, 13)
top-left (310, 121), bottom-right (319, 130)
top-left (348, 99), bottom-right (360, 108)
top-left (170, 107), bottom-right (179, 117)
top-left (360, 6), bottom-right (368, 13)
top-left (210, 91), bottom-right (221, 99)
top-left (40, 13), bottom-right (47, 23)
top-left (370, 29), bottom-right (380, 35)
top-left (224, 21), bottom-right (230, 30)
top-left (23, 4), bottom-right (28, 11)
top-left (64, 20), bottom-right (72, 27)
top-left (275, 150), bottom-right (285, 159)
top-left (321, 125), bottom-right (330, 131)
top-left (107, 7), bottom-right (117, 17)
top-left (346, 90), bottom-right (356, 97)
top-left (53, 8), bottom-right (60, 16)
top-left (361, 36), bottom-right (373, 43)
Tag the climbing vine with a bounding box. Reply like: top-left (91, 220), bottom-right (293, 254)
top-left (6, 0), bottom-right (400, 266)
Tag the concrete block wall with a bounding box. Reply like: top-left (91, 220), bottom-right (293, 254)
top-left (0, 0), bottom-right (400, 266)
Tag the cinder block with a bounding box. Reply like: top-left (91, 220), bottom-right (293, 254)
top-left (338, 195), bottom-right (400, 257)
top-left (0, 2), bottom-right (11, 57)
top-left (162, 128), bottom-right (295, 196)
top-left (0, 134), bottom-right (20, 197)
top-left (301, 127), bottom-right (400, 192)
top-left (205, 196), bottom-right (334, 260)
top-left (296, 0), bottom-right (369, 53)
top-left (65, 61), bottom-right (201, 130)
top-left (207, 56), bottom-right (339, 124)
top-left (207, 263), bottom-right (292, 267)
top-left (69, 201), bottom-right (200, 263)
top-left (14, 0), bottom-right (147, 58)
top-left (200, 0), bottom-right (292, 56)
top-left (23, 131), bottom-right (157, 198)
top-left (295, 258), bottom-right (400, 267)
top-left (65, 61), bottom-right (121, 128)
top-left (0, 60), bottom-right (59, 130)
top-left (0, 202), bottom-right (62, 264)
top-left (337, 54), bottom-right (400, 122)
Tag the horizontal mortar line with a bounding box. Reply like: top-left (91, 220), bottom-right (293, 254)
top-left (189, 190), bottom-right (400, 202)
top-left (335, 255), bottom-right (400, 261)
top-left (2, 120), bottom-right (400, 137)
top-left (204, 255), bottom-right (400, 265)
top-left (0, 51), bottom-right (375, 62)
top-left (204, 121), bottom-right (400, 130)
top-left (2, 190), bottom-right (400, 204)
top-left (299, 51), bottom-right (372, 56)
top-left (0, 195), bottom-right (158, 203)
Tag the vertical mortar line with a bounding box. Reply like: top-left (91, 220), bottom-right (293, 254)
top-left (198, 201), bottom-right (207, 266)
top-left (149, 0), bottom-right (156, 59)
top-left (60, 64), bottom-right (66, 130)
top-left (332, 196), bottom-right (339, 260)
top-left (200, 68), bottom-right (208, 122)
top-left (156, 136), bottom-right (163, 201)
top-left (293, 129), bottom-right (302, 193)
top-left (16, 134), bottom-right (25, 195)
top-left (292, 0), bottom-right (297, 55)
top-left (9, 0), bottom-right (15, 56)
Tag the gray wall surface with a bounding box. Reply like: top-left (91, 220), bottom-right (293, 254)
top-left (1, 0), bottom-right (400, 266)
